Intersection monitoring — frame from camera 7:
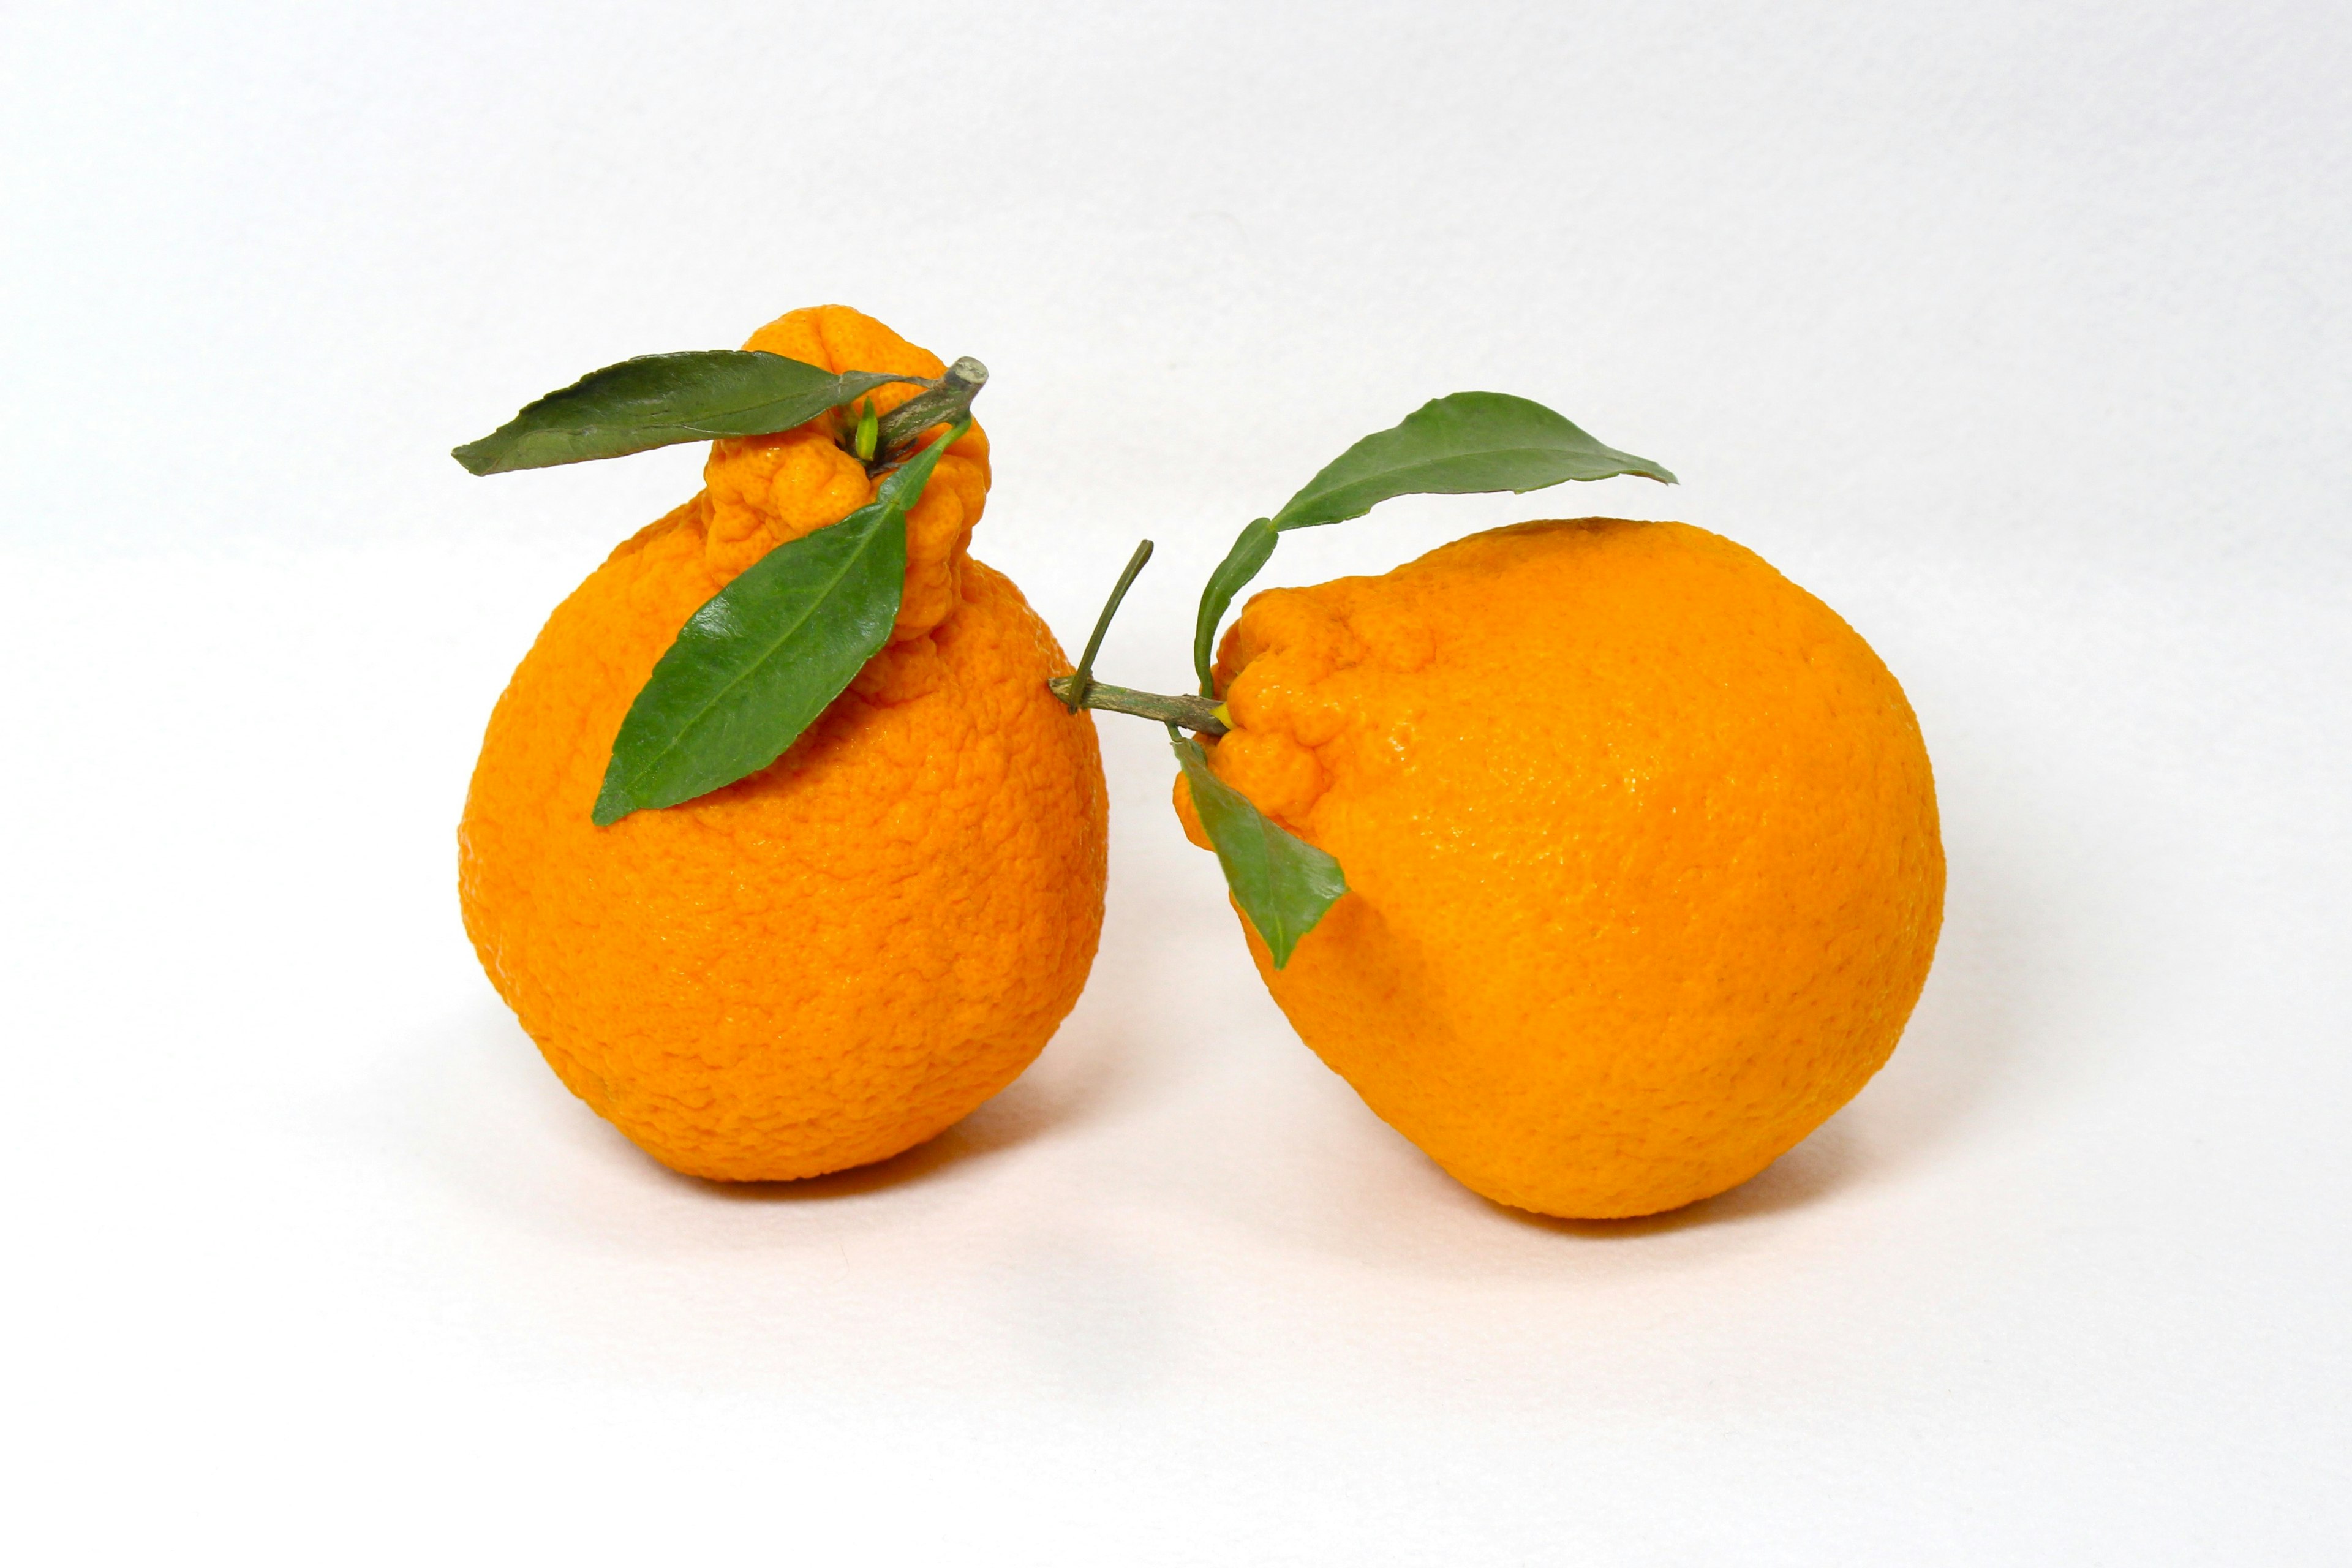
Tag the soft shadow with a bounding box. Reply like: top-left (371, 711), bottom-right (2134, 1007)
top-left (652, 1069), bottom-right (1082, 1204)
top-left (1487, 1118), bottom-right (1861, 1240)
top-left (365, 992), bottom-right (1139, 1253)
top-left (1835, 824), bottom-right (2031, 1180)
top-left (1468, 813), bottom-right (2036, 1242)
top-left (632, 993), bottom-right (1146, 1204)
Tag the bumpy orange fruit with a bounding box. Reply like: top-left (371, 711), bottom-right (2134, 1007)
top-left (1177, 518), bottom-right (1943, 1218)
top-left (461, 306), bottom-right (1107, 1181)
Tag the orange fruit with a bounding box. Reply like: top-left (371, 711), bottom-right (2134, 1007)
top-left (1176, 518), bottom-right (1943, 1218)
top-left (460, 306), bottom-right (1107, 1181)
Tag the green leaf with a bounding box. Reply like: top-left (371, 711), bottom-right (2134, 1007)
top-left (1191, 517), bottom-right (1276, 695)
top-left (454, 350), bottom-right (927, 475)
top-left (1172, 736), bottom-right (1348, 968)
top-left (1270, 391), bottom-right (1675, 530)
top-left (590, 424), bottom-right (967, 824)
top-left (1190, 393), bottom-right (1673, 693)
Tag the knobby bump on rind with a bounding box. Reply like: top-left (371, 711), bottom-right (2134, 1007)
top-left (592, 423), bottom-right (968, 823)
top-left (1190, 391), bottom-right (1674, 692)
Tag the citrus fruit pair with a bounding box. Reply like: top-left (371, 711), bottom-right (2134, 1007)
top-left (457, 304), bottom-right (1943, 1219)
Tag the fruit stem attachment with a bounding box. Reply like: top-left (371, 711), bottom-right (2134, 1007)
top-left (871, 356), bottom-right (988, 469)
top-left (1048, 677), bottom-right (1229, 736)
top-left (1050, 537), bottom-right (1227, 733)
top-left (1061, 538), bottom-right (1156, 714)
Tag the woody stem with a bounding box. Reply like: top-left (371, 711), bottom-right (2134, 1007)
top-left (1048, 677), bottom-right (1229, 736)
top-left (872, 356), bottom-right (989, 466)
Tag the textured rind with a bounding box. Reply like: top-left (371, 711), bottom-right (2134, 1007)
top-left (459, 306), bottom-right (1107, 1182)
top-left (1177, 518), bottom-right (1944, 1219)
top-left (701, 305), bottom-right (990, 640)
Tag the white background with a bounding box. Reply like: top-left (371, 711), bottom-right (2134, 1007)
top-left (5, 2), bottom-right (2347, 1561)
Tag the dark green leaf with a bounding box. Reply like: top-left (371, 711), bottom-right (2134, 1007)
top-left (1191, 517), bottom-right (1276, 695)
top-left (591, 424), bottom-right (966, 824)
top-left (454, 350), bottom-right (927, 475)
top-left (1270, 391), bottom-right (1675, 530)
top-left (1190, 393), bottom-right (1674, 693)
top-left (1172, 736), bottom-right (1348, 968)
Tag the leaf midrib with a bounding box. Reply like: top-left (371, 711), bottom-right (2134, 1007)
top-left (1242, 807), bottom-right (1293, 948)
top-left (1279, 441), bottom-right (1649, 526)
top-left (599, 372), bottom-right (896, 423)
top-left (560, 368), bottom-right (900, 433)
top-left (611, 507), bottom-right (889, 795)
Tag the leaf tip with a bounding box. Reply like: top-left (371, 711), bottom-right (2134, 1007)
top-left (1265, 867), bottom-right (1351, 969)
top-left (589, 778), bottom-right (636, 827)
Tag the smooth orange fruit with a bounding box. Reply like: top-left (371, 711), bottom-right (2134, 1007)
top-left (460, 306), bottom-right (1107, 1181)
top-left (1176, 518), bottom-right (1943, 1218)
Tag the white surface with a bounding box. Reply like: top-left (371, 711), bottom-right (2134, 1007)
top-left (5, 2), bottom-right (2347, 1561)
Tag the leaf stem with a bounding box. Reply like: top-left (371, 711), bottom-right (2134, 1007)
top-left (872, 356), bottom-right (989, 467)
top-left (1062, 539), bottom-right (1156, 712)
top-left (1047, 677), bottom-right (1229, 736)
